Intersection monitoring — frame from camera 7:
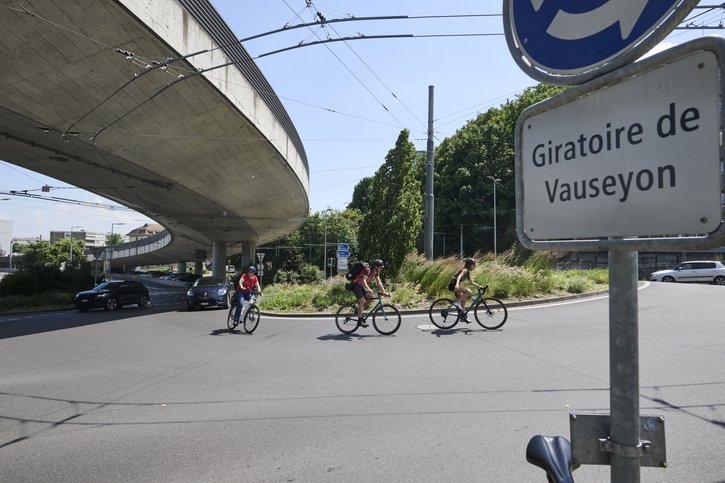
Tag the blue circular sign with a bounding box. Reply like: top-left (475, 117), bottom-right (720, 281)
top-left (504, 0), bottom-right (699, 85)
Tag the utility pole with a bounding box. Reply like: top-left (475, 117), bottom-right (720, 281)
top-left (424, 85), bottom-right (435, 260)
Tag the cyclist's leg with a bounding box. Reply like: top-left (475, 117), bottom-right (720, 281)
top-left (351, 284), bottom-right (368, 327)
top-left (233, 291), bottom-right (243, 321)
top-left (453, 286), bottom-right (471, 309)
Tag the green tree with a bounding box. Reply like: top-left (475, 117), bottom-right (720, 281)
top-left (347, 176), bottom-right (372, 212)
top-left (433, 83), bottom-right (564, 257)
top-left (358, 129), bottom-right (422, 277)
top-left (260, 209), bottom-right (361, 279)
top-left (106, 233), bottom-right (124, 246)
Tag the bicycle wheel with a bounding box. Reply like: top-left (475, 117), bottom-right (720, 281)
top-left (227, 306), bottom-right (238, 331)
top-left (474, 297), bottom-right (508, 330)
top-left (372, 303), bottom-right (401, 335)
top-left (428, 298), bottom-right (460, 329)
top-left (243, 305), bottom-right (261, 334)
top-left (335, 304), bottom-right (359, 334)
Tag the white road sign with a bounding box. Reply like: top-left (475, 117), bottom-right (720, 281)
top-left (516, 40), bottom-right (723, 248)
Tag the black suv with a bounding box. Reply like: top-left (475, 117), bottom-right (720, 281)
top-left (74, 280), bottom-right (150, 311)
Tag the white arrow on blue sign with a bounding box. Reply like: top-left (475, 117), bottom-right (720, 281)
top-left (337, 243), bottom-right (349, 251)
top-left (337, 250), bottom-right (350, 258)
top-left (503, 0), bottom-right (699, 85)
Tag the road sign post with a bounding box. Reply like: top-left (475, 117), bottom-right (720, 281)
top-left (337, 243), bottom-right (350, 274)
top-left (506, 1), bottom-right (716, 477)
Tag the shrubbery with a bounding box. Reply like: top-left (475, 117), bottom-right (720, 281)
top-left (273, 263), bottom-right (325, 285)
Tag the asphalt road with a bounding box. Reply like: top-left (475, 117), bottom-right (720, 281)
top-left (0, 282), bottom-right (723, 482)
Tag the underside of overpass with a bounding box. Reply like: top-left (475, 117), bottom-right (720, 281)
top-left (0, 0), bottom-right (309, 272)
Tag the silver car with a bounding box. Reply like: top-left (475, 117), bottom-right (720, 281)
top-left (650, 261), bottom-right (725, 285)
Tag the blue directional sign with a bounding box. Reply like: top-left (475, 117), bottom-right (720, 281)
top-left (337, 250), bottom-right (350, 258)
top-left (503, 0), bottom-right (699, 85)
top-left (337, 243), bottom-right (349, 251)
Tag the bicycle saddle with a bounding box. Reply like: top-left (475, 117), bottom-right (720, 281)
top-left (525, 435), bottom-right (575, 483)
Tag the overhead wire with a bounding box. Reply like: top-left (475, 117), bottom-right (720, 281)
top-left (280, 0), bottom-right (410, 132)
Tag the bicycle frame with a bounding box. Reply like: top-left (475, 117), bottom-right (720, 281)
top-left (360, 292), bottom-right (384, 320)
top-left (428, 285), bottom-right (508, 331)
top-left (335, 292), bottom-right (402, 335)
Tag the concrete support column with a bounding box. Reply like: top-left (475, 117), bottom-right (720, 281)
top-left (239, 241), bottom-right (255, 269)
top-left (194, 261), bottom-right (204, 275)
top-left (212, 241), bottom-right (227, 279)
top-left (176, 262), bottom-right (186, 274)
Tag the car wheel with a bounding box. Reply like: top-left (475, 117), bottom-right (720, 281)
top-left (187, 304), bottom-right (196, 311)
top-left (138, 295), bottom-right (149, 308)
top-left (714, 276), bottom-right (725, 285)
top-left (104, 297), bottom-right (119, 311)
top-left (662, 276), bottom-right (675, 283)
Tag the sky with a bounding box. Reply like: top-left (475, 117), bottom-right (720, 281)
top-left (0, 1), bottom-right (722, 239)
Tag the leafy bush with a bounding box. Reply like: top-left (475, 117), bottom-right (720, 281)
top-left (563, 276), bottom-right (592, 294)
top-left (273, 263), bottom-right (324, 285)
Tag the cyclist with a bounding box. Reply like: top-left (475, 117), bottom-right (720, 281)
top-left (448, 257), bottom-right (483, 320)
top-left (234, 265), bottom-right (262, 323)
top-left (351, 259), bottom-right (389, 327)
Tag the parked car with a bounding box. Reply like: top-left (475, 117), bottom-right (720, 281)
top-left (75, 280), bottom-right (150, 311)
top-left (650, 261), bottom-right (725, 285)
top-left (186, 276), bottom-right (233, 310)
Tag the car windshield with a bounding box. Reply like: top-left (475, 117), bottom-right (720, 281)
top-left (93, 282), bottom-right (119, 291)
top-left (195, 277), bottom-right (226, 287)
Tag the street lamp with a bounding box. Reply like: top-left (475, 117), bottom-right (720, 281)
top-left (487, 176), bottom-right (502, 256)
top-left (69, 225), bottom-right (83, 267)
top-left (108, 222), bottom-right (127, 278)
top-left (322, 208), bottom-right (333, 278)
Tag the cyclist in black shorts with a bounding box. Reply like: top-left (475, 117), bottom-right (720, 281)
top-left (350, 259), bottom-right (389, 327)
top-left (448, 258), bottom-right (483, 317)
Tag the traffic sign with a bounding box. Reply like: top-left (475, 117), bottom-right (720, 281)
top-left (503, 0), bottom-right (698, 85)
top-left (337, 243), bottom-right (349, 251)
top-left (256, 252), bottom-right (265, 263)
top-left (515, 37), bottom-right (725, 251)
top-left (336, 250), bottom-right (350, 258)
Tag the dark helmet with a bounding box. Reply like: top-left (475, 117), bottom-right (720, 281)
top-left (370, 259), bottom-right (385, 268)
top-left (464, 257), bottom-right (476, 268)
top-left (248, 265), bottom-right (257, 273)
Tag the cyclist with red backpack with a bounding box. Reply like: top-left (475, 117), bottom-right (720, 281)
top-left (348, 259), bottom-right (389, 327)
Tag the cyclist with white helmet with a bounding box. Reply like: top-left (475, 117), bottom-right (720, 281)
top-left (448, 258), bottom-right (483, 319)
top-left (233, 265), bottom-right (262, 323)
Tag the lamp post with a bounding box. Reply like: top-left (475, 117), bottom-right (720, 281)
top-left (69, 225), bottom-right (83, 267)
top-left (487, 176), bottom-right (501, 256)
top-left (322, 208), bottom-right (332, 278)
top-left (108, 222), bottom-right (127, 278)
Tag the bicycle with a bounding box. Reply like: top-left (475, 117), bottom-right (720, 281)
top-left (335, 292), bottom-right (401, 335)
top-left (428, 285), bottom-right (508, 330)
top-left (226, 292), bottom-right (261, 334)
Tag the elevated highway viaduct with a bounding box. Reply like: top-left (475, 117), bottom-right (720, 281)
top-left (0, 0), bottom-right (309, 277)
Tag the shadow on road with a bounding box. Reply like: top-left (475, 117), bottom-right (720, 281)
top-left (0, 299), bottom-right (185, 340)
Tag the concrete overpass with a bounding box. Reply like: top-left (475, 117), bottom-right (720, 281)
top-left (0, 0), bottom-right (309, 277)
